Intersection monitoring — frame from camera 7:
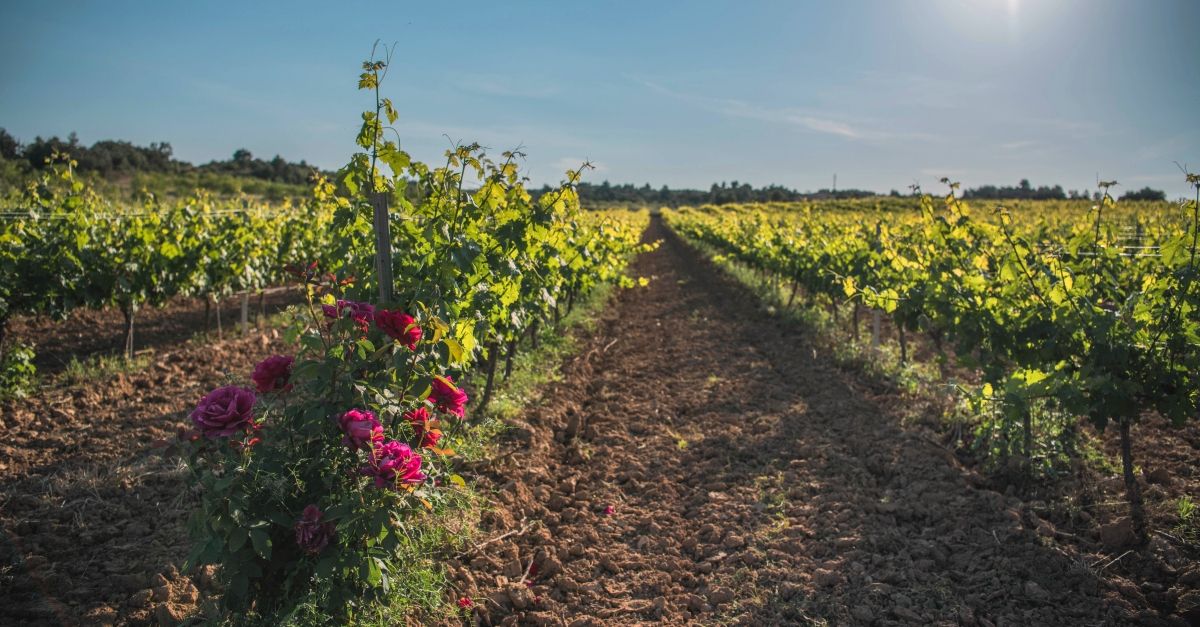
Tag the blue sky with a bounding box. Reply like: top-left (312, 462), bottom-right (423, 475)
top-left (2, 0), bottom-right (1197, 196)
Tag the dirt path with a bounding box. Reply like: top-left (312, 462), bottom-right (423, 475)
top-left (454, 216), bottom-right (1133, 626)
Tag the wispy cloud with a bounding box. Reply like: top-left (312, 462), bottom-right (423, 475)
top-left (1000, 139), bottom-right (1039, 150)
top-left (449, 73), bottom-right (560, 99)
top-left (825, 71), bottom-right (996, 111)
top-left (634, 77), bottom-right (932, 142)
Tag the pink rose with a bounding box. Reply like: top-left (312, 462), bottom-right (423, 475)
top-left (375, 310), bottom-right (422, 350)
top-left (338, 408), bottom-right (383, 451)
top-left (293, 504), bottom-right (334, 555)
top-left (429, 376), bottom-right (468, 418)
top-left (251, 355), bottom-right (294, 393)
top-left (361, 440), bottom-right (426, 488)
top-left (190, 386), bottom-right (257, 438)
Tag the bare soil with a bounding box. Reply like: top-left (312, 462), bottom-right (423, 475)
top-left (450, 216), bottom-right (1200, 626)
top-left (8, 290), bottom-right (301, 375)
top-left (0, 328), bottom-right (291, 625)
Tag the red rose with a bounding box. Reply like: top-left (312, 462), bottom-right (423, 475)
top-left (375, 310), bottom-right (422, 349)
top-left (251, 355), bottom-right (294, 393)
top-left (294, 504), bottom-right (334, 555)
top-left (429, 376), bottom-right (468, 418)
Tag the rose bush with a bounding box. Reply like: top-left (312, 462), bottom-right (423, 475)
top-left (178, 54), bottom-right (651, 623)
top-left (181, 281), bottom-right (474, 619)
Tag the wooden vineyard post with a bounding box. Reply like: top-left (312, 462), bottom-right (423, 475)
top-left (372, 192), bottom-right (394, 305)
top-left (240, 293), bottom-right (250, 336)
top-left (871, 309), bottom-right (881, 350)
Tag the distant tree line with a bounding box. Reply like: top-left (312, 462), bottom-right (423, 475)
top-left (562, 180), bottom-right (877, 207)
top-left (0, 128), bottom-right (325, 185)
top-left (960, 178), bottom-right (1166, 202)
top-left (1117, 186), bottom-right (1167, 201)
top-left (565, 177), bottom-right (1174, 207)
top-left (962, 178), bottom-right (1070, 200)
top-left (2, 129), bottom-right (1168, 204)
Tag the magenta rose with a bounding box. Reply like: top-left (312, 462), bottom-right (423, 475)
top-left (375, 309), bottom-right (422, 349)
top-left (251, 355), bottom-right (294, 393)
top-left (190, 385), bottom-right (257, 438)
top-left (429, 376), bottom-right (468, 418)
top-left (293, 504), bottom-right (334, 555)
top-left (338, 408), bottom-right (383, 451)
top-left (361, 440), bottom-right (426, 489)
top-left (321, 299), bottom-right (375, 333)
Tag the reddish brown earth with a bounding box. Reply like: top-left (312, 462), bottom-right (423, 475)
top-left (0, 328), bottom-right (290, 625)
top-left (8, 290), bottom-right (301, 375)
top-left (451, 216), bottom-right (1200, 626)
top-left (2, 217), bottom-right (1198, 626)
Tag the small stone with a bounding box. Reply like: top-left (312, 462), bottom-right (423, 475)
top-left (488, 589), bottom-right (512, 611)
top-left (1023, 581), bottom-right (1046, 599)
top-left (507, 584), bottom-right (533, 610)
top-left (539, 555), bottom-right (562, 577)
top-left (1145, 467), bottom-right (1171, 485)
top-left (503, 557), bottom-right (524, 578)
top-left (709, 587), bottom-right (734, 604)
top-left (722, 534), bottom-right (746, 549)
top-left (1098, 519), bottom-right (1136, 551)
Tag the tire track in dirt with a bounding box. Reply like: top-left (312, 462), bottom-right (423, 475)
top-left (453, 215), bottom-right (1131, 626)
